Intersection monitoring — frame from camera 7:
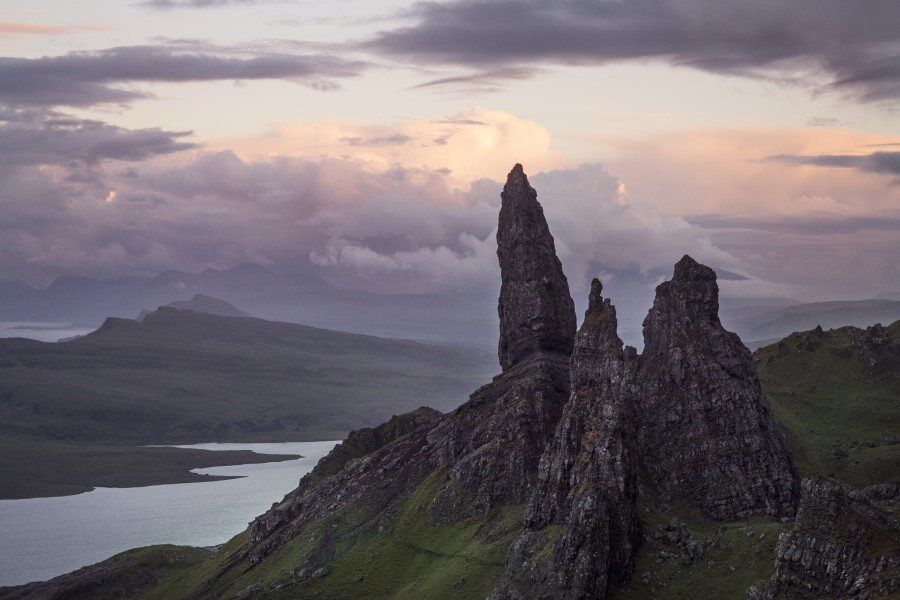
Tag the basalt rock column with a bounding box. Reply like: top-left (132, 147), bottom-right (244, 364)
top-left (493, 280), bottom-right (640, 599)
top-left (497, 164), bottom-right (576, 371)
top-left (635, 255), bottom-right (799, 519)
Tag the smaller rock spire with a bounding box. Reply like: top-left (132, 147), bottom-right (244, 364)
top-left (496, 164), bottom-right (576, 371)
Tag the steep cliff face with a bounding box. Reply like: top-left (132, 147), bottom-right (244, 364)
top-left (497, 164), bottom-right (576, 371)
top-left (634, 256), bottom-right (799, 520)
top-left (752, 479), bottom-right (899, 599)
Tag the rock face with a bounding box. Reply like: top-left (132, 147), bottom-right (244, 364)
top-left (633, 256), bottom-right (798, 520)
top-left (497, 164), bottom-right (576, 371)
top-left (494, 279), bottom-right (641, 599)
top-left (756, 478), bottom-right (899, 599)
top-left (496, 256), bottom-right (801, 599)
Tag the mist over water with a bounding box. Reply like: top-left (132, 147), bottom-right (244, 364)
top-left (0, 440), bottom-right (338, 587)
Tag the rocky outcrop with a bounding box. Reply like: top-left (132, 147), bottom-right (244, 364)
top-left (633, 256), bottom-right (799, 520)
top-left (497, 164), bottom-right (576, 371)
top-left (753, 478), bottom-right (899, 599)
top-left (852, 322), bottom-right (900, 375)
top-left (493, 280), bottom-right (640, 599)
top-left (309, 406), bottom-right (442, 479)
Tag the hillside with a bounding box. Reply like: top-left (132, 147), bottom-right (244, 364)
top-left (755, 321), bottom-right (899, 488)
top-left (0, 264), bottom-right (496, 345)
top-left (0, 307), bottom-right (495, 445)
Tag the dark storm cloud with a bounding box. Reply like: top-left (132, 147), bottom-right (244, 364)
top-left (766, 151), bottom-right (900, 177)
top-left (365, 0), bottom-right (900, 100)
top-left (0, 45), bottom-right (369, 107)
top-left (0, 114), bottom-right (196, 166)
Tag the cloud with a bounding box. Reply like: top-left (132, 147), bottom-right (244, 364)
top-left (766, 151), bottom-right (900, 177)
top-left (140, 0), bottom-right (264, 8)
top-left (365, 0), bottom-right (900, 101)
top-left (410, 67), bottom-right (535, 92)
top-left (0, 112), bottom-right (196, 166)
top-left (0, 22), bottom-right (107, 36)
top-left (212, 107), bottom-right (568, 186)
top-left (338, 134), bottom-right (412, 147)
top-left (604, 127), bottom-right (900, 218)
top-left (0, 44), bottom-right (369, 107)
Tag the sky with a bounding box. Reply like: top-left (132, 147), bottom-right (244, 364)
top-left (1, 0), bottom-right (899, 306)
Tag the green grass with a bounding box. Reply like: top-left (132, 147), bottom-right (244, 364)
top-left (152, 470), bottom-right (524, 600)
top-left (754, 321), bottom-right (899, 488)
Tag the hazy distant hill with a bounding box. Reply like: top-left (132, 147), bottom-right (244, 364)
top-left (720, 298), bottom-right (900, 345)
top-left (137, 294), bottom-right (252, 321)
top-left (0, 264), bottom-right (496, 345)
top-left (0, 307), bottom-right (495, 444)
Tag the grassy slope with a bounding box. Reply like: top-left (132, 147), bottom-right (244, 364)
top-left (0, 436), bottom-right (298, 499)
top-left (755, 321), bottom-right (899, 488)
top-left (140, 471), bottom-right (522, 600)
top-left (0, 545), bottom-right (214, 600)
top-left (0, 308), bottom-right (495, 445)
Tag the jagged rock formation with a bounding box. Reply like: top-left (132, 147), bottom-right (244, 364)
top-left (128, 165), bottom-right (808, 600)
top-left (493, 279), bottom-right (641, 599)
top-left (751, 478), bottom-right (899, 599)
top-left (497, 164), bottom-right (576, 371)
top-left (496, 257), bottom-right (800, 599)
top-left (633, 256), bottom-right (799, 520)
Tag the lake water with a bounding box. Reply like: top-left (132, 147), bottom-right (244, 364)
top-left (0, 440), bottom-right (339, 587)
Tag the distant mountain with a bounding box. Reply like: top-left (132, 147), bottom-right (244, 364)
top-left (0, 307), bottom-right (495, 445)
top-left (0, 264), bottom-right (496, 345)
top-left (720, 298), bottom-right (900, 345)
top-left (137, 294), bottom-right (251, 321)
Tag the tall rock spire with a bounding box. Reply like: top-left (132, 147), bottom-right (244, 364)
top-left (497, 164), bottom-right (576, 371)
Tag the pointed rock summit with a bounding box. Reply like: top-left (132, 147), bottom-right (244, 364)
top-left (497, 164), bottom-right (576, 370)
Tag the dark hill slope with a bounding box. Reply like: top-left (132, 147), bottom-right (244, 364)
top-left (0, 308), bottom-right (495, 444)
top-left (755, 321), bottom-right (900, 488)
